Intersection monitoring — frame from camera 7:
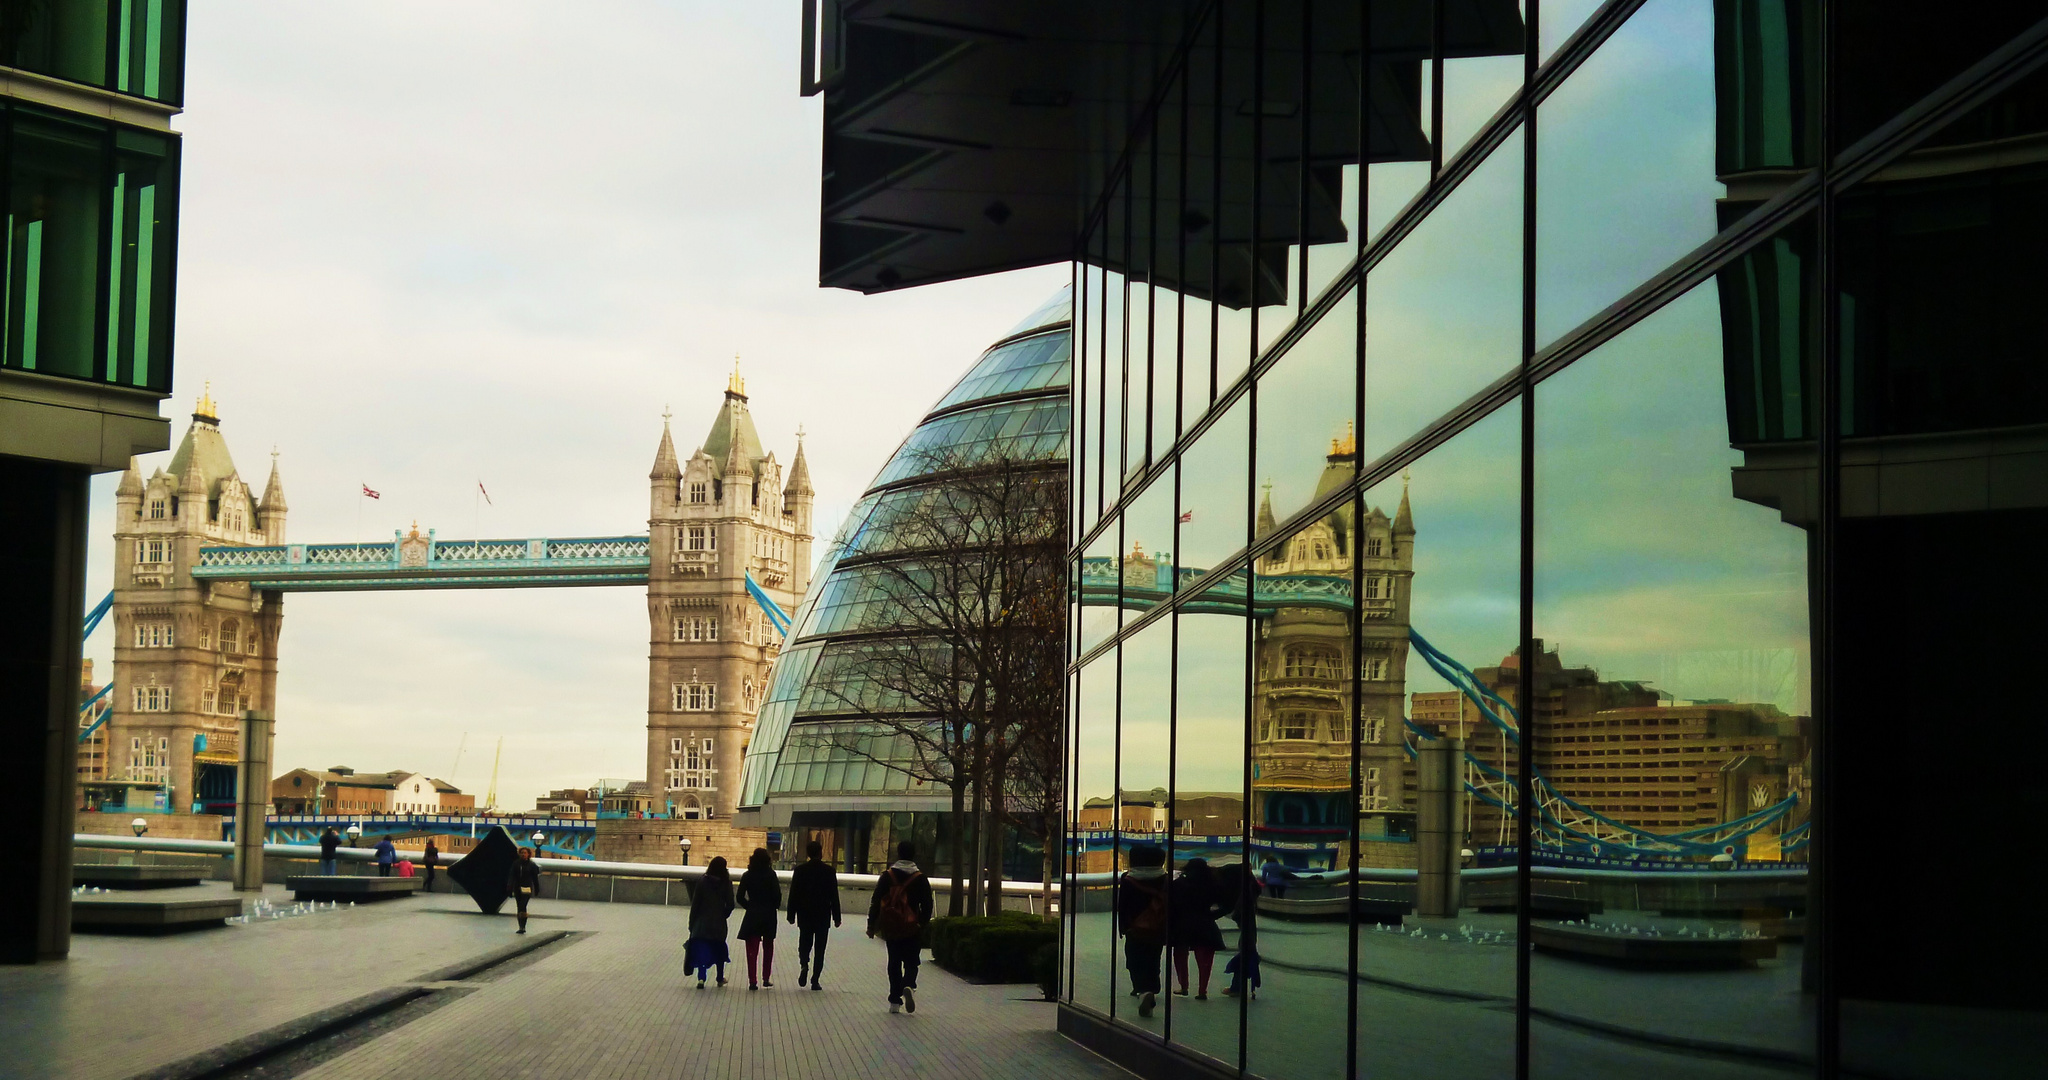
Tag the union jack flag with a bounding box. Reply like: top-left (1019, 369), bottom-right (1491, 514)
top-left (362, 485), bottom-right (381, 499)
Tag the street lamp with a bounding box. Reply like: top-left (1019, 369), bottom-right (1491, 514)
top-left (130, 817), bottom-right (148, 837)
top-left (345, 824), bottom-right (362, 846)
top-left (531, 831), bottom-right (546, 853)
top-left (679, 837), bottom-right (692, 866)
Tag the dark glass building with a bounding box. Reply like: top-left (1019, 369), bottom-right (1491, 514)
top-left (2, 0), bottom-right (189, 964)
top-left (804, 2), bottom-right (2047, 1077)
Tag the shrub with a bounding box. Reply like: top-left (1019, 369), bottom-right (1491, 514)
top-left (929, 912), bottom-right (1057, 983)
top-left (1032, 940), bottom-right (1060, 1000)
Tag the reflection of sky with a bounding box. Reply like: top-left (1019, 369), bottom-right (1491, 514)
top-left (1120, 621), bottom-right (1173, 793)
top-left (1258, 293), bottom-right (1357, 523)
top-left (1536, 286), bottom-right (1811, 713)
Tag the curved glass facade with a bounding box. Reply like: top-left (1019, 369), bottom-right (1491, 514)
top-left (737, 287), bottom-right (1072, 852)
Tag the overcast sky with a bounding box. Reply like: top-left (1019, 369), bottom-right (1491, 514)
top-left (83, 3), bottom-right (1066, 808)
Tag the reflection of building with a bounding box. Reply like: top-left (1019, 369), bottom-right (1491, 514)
top-left (734, 291), bottom-right (1070, 875)
top-left (106, 394), bottom-right (287, 815)
top-left (645, 372), bottom-right (811, 822)
top-left (1249, 436), bottom-right (1412, 870)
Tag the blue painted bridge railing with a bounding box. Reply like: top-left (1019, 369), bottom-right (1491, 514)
top-left (192, 532), bottom-right (650, 591)
top-left (251, 813), bottom-right (598, 860)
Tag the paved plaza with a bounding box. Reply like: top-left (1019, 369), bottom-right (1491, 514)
top-left (1, 885), bottom-right (1124, 1080)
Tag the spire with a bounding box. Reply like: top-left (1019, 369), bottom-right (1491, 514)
top-left (1255, 480), bottom-right (1276, 537)
top-left (193, 381), bottom-right (218, 423)
top-left (722, 418), bottom-right (754, 478)
top-left (727, 355), bottom-right (747, 400)
top-left (1393, 468), bottom-right (1414, 535)
top-left (117, 457), bottom-right (143, 498)
top-left (650, 405), bottom-right (681, 479)
top-left (786, 427), bottom-right (814, 496)
top-left (259, 448), bottom-right (288, 513)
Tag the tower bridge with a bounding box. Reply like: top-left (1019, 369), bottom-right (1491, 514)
top-left (192, 532), bottom-right (653, 591)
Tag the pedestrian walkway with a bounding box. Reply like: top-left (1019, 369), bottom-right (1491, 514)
top-left (0, 885), bottom-right (1128, 1080)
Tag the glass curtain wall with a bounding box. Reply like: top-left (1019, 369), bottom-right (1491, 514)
top-left (1, 104), bottom-right (178, 392)
top-left (0, 0), bottom-right (188, 105)
top-left (1064, 2), bottom-right (2046, 1078)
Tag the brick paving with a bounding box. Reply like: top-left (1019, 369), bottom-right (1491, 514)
top-left (0, 886), bottom-right (1127, 1080)
top-left (293, 900), bottom-right (1125, 1080)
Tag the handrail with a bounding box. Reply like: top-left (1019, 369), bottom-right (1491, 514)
top-left (72, 834), bottom-right (1062, 897)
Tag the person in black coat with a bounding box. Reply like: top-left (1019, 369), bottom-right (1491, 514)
top-left (736, 848), bottom-right (782, 989)
top-left (867, 840), bottom-right (935, 1013)
top-left (1170, 858), bottom-right (1228, 998)
top-left (687, 856), bottom-right (735, 987)
top-left (1118, 845), bottom-right (1170, 1018)
top-left (421, 840), bottom-right (439, 891)
top-left (506, 847), bottom-right (542, 934)
top-left (785, 840), bottom-right (842, 990)
top-left (318, 828), bottom-right (340, 875)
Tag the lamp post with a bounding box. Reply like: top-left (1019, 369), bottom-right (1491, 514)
top-left (345, 824), bottom-right (361, 847)
top-left (679, 836), bottom-right (692, 866)
top-left (130, 817), bottom-right (147, 837)
top-left (531, 830), bottom-right (546, 855)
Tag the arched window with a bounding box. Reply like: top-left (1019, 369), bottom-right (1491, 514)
top-left (220, 621), bottom-right (240, 654)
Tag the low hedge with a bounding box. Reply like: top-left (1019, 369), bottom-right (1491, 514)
top-left (930, 910), bottom-right (1057, 984)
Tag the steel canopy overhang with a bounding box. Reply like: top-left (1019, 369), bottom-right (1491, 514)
top-left (815, 0), bottom-right (1524, 296)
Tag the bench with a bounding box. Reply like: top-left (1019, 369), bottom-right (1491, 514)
top-left (285, 876), bottom-right (424, 902)
top-left (72, 896), bottom-right (241, 934)
top-left (72, 864), bottom-right (206, 890)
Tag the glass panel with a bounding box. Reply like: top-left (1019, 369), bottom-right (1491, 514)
top-left (7, 108), bottom-right (107, 382)
top-left (1152, 65), bottom-right (1188, 455)
top-left (1118, 620), bottom-right (1173, 1035)
top-left (1213, 0), bottom-right (1258, 393)
top-left (1834, 3), bottom-right (2028, 153)
top-left (1078, 259), bottom-right (1104, 532)
top-left (1440, 50), bottom-right (1525, 162)
top-left (1833, 72), bottom-right (2047, 1073)
top-left (1245, 508), bottom-right (1358, 1080)
top-left (1364, 40), bottom-right (1432, 244)
top-left (1255, 286), bottom-right (1357, 529)
top-left (1127, 277), bottom-right (1154, 481)
top-left (1071, 653), bottom-right (1120, 1017)
top-left (1123, 466), bottom-right (1178, 616)
top-left (1167, 602), bottom-right (1249, 1067)
top-left (933, 331), bottom-right (1072, 411)
top-left (1362, 128), bottom-right (1524, 463)
top-left (1542, 0), bottom-right (1609, 63)
top-left (1080, 523), bottom-right (1121, 657)
top-left (1529, 280), bottom-right (1813, 1079)
top-left (1537, 0), bottom-right (1729, 348)
top-left (1355, 406), bottom-right (1519, 1080)
top-left (109, 129), bottom-right (177, 390)
top-left (1179, 394), bottom-right (1251, 575)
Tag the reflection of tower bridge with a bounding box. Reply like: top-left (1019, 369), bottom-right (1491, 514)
top-left (1077, 557), bottom-right (1802, 864)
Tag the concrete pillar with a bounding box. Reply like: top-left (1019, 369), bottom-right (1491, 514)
top-left (0, 461), bottom-right (89, 962)
top-left (1415, 736), bottom-right (1465, 919)
top-left (234, 710), bottom-right (274, 890)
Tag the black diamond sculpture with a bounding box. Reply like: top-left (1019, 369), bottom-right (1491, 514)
top-left (448, 825), bottom-right (520, 914)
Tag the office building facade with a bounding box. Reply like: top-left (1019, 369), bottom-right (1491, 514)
top-left (804, 2), bottom-right (2047, 1076)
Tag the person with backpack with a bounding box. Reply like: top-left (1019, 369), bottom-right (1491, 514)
top-left (686, 856), bottom-right (735, 988)
top-left (1170, 857), bottom-right (1228, 999)
top-left (866, 840), bottom-right (933, 1013)
top-left (736, 848), bottom-right (782, 990)
top-left (318, 827), bottom-right (340, 875)
top-left (1119, 845), bottom-right (1170, 1017)
top-left (785, 840), bottom-right (841, 990)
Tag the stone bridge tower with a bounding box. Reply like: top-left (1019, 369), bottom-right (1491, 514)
top-left (106, 389), bottom-right (286, 815)
top-left (646, 369), bottom-right (812, 820)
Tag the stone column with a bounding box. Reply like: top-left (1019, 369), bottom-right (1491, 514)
top-left (1415, 736), bottom-right (1465, 918)
top-left (0, 461), bottom-right (89, 962)
top-left (234, 710), bottom-right (274, 890)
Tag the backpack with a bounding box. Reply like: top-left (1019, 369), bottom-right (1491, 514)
top-left (1126, 877), bottom-right (1168, 944)
top-left (874, 870), bottom-right (923, 940)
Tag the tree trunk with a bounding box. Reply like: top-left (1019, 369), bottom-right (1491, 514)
top-left (947, 779), bottom-right (966, 916)
top-left (965, 776), bottom-right (984, 917)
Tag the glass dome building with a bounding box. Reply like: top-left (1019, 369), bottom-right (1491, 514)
top-left (735, 287), bottom-right (1070, 873)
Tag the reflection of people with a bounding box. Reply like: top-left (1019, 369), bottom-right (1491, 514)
top-left (1222, 863), bottom-right (1263, 999)
top-left (687, 856), bottom-right (735, 987)
top-left (1119, 845), bottom-right (1170, 1017)
top-left (1259, 858), bottom-right (1291, 899)
top-left (786, 840), bottom-right (841, 990)
top-left (1171, 858), bottom-right (1227, 999)
top-left (506, 847), bottom-right (541, 934)
top-left (737, 848), bottom-right (781, 989)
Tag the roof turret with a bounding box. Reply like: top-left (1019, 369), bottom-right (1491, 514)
top-left (1255, 481), bottom-right (1276, 538)
top-left (650, 406), bottom-right (681, 479)
top-left (787, 431), bottom-right (814, 496)
top-left (259, 449), bottom-right (288, 514)
top-left (116, 458), bottom-right (143, 498)
top-left (1393, 470), bottom-right (1414, 535)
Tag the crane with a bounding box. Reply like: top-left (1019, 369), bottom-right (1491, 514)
top-left (482, 736), bottom-right (503, 813)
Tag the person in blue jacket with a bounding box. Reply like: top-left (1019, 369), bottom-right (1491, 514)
top-left (374, 836), bottom-right (396, 876)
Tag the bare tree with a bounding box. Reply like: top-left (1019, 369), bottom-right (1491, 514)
top-left (811, 442), bottom-right (1066, 917)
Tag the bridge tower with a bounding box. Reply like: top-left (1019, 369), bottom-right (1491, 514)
top-left (106, 389), bottom-right (286, 815)
top-left (646, 369), bottom-right (812, 820)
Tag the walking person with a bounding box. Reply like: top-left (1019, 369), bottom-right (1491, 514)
top-left (374, 836), bottom-right (396, 877)
top-left (318, 827), bottom-right (340, 875)
top-left (786, 840), bottom-right (841, 990)
top-left (736, 848), bottom-right (782, 989)
top-left (1222, 863), bottom-right (1263, 999)
top-left (1170, 858), bottom-right (1227, 999)
top-left (421, 839), bottom-right (439, 892)
top-left (686, 856), bottom-right (735, 988)
top-left (506, 847), bottom-right (542, 934)
top-left (866, 840), bottom-right (933, 1014)
top-left (1119, 845), bottom-right (1169, 1017)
